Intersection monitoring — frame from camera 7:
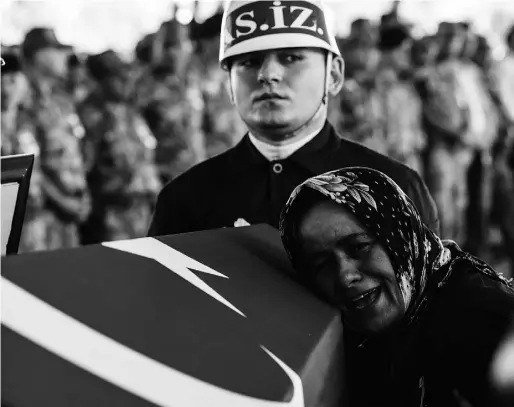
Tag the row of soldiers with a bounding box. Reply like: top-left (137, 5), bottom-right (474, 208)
top-left (1, 10), bottom-right (514, 265)
top-left (329, 19), bottom-right (514, 262)
top-left (1, 17), bottom-right (246, 253)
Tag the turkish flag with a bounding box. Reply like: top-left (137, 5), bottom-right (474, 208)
top-left (1, 225), bottom-right (344, 407)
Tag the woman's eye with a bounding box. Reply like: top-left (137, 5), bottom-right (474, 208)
top-left (349, 242), bottom-right (373, 258)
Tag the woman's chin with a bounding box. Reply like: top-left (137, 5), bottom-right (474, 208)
top-left (342, 292), bottom-right (404, 336)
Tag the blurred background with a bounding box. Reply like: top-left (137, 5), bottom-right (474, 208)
top-left (2, 1), bottom-right (514, 56)
top-left (1, 0), bottom-right (513, 277)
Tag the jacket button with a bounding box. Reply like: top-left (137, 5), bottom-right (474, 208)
top-left (272, 163), bottom-right (283, 174)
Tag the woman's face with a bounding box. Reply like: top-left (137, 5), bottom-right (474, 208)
top-left (298, 200), bottom-right (406, 335)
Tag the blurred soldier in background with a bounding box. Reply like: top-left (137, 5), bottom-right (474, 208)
top-left (21, 27), bottom-right (91, 251)
top-left (194, 6), bottom-right (248, 158)
top-left (1, 52), bottom-right (31, 156)
top-left (460, 31), bottom-right (500, 257)
top-left (330, 73), bottom-right (385, 155)
top-left (141, 19), bottom-right (206, 184)
top-left (133, 33), bottom-right (157, 116)
top-left (375, 25), bottom-right (426, 175)
top-left (79, 50), bottom-right (161, 244)
top-left (1, 51), bottom-right (46, 253)
top-left (66, 52), bottom-right (91, 104)
top-left (329, 19), bottom-right (384, 154)
top-left (421, 23), bottom-right (473, 242)
top-left (339, 19), bottom-right (379, 80)
top-left (410, 34), bottom-right (439, 177)
top-left (135, 33), bottom-right (157, 66)
top-left (492, 25), bottom-right (514, 275)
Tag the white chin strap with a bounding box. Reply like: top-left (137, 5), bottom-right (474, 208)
top-left (229, 52), bottom-right (333, 139)
top-left (322, 52), bottom-right (333, 105)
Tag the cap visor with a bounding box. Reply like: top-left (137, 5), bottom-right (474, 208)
top-left (222, 33), bottom-right (339, 61)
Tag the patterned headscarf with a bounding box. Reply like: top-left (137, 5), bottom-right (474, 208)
top-left (280, 167), bottom-right (512, 325)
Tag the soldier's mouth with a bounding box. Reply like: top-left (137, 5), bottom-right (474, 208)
top-left (254, 93), bottom-right (287, 102)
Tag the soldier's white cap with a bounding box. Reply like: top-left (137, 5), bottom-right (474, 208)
top-left (219, 0), bottom-right (341, 67)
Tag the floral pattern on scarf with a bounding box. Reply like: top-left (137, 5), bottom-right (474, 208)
top-left (280, 167), bottom-right (513, 325)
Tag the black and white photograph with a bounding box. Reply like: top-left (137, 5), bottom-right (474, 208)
top-left (1, 1), bottom-right (514, 406)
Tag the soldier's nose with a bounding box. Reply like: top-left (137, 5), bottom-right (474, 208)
top-left (257, 54), bottom-right (283, 84)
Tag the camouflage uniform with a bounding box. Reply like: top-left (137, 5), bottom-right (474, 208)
top-left (28, 80), bottom-right (91, 251)
top-left (328, 34), bottom-right (385, 153)
top-left (197, 36), bottom-right (247, 158)
top-left (14, 27), bottom-right (91, 252)
top-left (140, 20), bottom-right (207, 184)
top-left (329, 77), bottom-right (387, 155)
top-left (491, 45), bottom-right (514, 274)
top-left (461, 57), bottom-right (500, 256)
top-left (140, 59), bottom-right (206, 185)
top-left (1, 64), bottom-right (48, 253)
top-left (374, 66), bottom-right (426, 175)
top-left (337, 33), bottom-right (379, 81)
top-left (420, 58), bottom-right (474, 243)
top-left (79, 89), bottom-right (161, 244)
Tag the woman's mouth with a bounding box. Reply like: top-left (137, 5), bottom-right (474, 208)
top-left (347, 287), bottom-right (381, 310)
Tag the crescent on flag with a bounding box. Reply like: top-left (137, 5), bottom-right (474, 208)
top-left (102, 238), bottom-right (246, 317)
top-left (2, 276), bottom-right (305, 406)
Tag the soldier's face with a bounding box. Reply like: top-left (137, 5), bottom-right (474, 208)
top-left (32, 48), bottom-right (69, 78)
top-left (229, 48), bottom-right (327, 138)
top-left (104, 75), bottom-right (130, 101)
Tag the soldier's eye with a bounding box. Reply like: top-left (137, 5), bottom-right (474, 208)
top-left (237, 58), bottom-right (260, 68)
top-left (282, 54), bottom-right (303, 63)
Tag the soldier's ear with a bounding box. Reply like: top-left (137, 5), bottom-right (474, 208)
top-left (328, 55), bottom-right (345, 96)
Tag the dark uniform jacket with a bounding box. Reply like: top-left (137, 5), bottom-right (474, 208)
top-left (148, 122), bottom-right (439, 236)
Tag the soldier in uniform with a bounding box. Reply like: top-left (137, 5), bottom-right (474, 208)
top-left (491, 25), bottom-right (514, 275)
top-left (1, 51), bottom-right (47, 253)
top-left (460, 33), bottom-right (500, 257)
top-left (194, 10), bottom-right (248, 158)
top-left (141, 19), bottom-right (206, 184)
top-left (328, 20), bottom-right (385, 154)
top-left (410, 34), bottom-right (439, 178)
top-left (1, 52), bottom-right (31, 156)
top-left (66, 52), bottom-right (92, 105)
top-left (374, 25), bottom-right (426, 175)
top-left (329, 69), bottom-right (386, 155)
top-left (79, 50), bottom-right (161, 244)
top-left (148, 0), bottom-right (439, 237)
top-left (419, 23), bottom-right (475, 243)
top-left (21, 28), bottom-right (91, 251)
top-left (338, 19), bottom-right (379, 80)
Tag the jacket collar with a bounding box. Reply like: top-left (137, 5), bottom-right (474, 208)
top-left (228, 121), bottom-right (339, 175)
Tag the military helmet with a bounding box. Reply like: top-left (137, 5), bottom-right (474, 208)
top-left (219, 0), bottom-right (340, 68)
top-left (21, 27), bottom-right (72, 60)
top-left (86, 50), bottom-right (129, 81)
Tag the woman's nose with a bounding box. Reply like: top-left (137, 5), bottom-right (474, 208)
top-left (257, 54), bottom-right (283, 84)
top-left (335, 252), bottom-right (362, 288)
